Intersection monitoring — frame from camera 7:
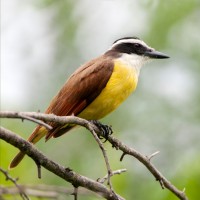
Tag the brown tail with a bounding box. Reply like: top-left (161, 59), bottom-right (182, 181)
top-left (9, 152), bottom-right (26, 169)
top-left (9, 126), bottom-right (47, 169)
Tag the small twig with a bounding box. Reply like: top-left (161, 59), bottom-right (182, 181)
top-left (71, 187), bottom-right (78, 200)
top-left (17, 113), bottom-right (52, 130)
top-left (0, 168), bottom-right (30, 200)
top-left (157, 177), bottom-right (165, 189)
top-left (147, 151), bottom-right (160, 161)
top-left (120, 152), bottom-right (127, 161)
top-left (87, 125), bottom-right (114, 191)
top-left (35, 162), bottom-right (42, 179)
top-left (98, 169), bottom-right (127, 184)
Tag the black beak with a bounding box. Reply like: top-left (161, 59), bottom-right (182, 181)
top-left (144, 50), bottom-right (169, 59)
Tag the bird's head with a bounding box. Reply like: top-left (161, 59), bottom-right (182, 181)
top-left (105, 37), bottom-right (169, 70)
top-left (110, 37), bottom-right (169, 59)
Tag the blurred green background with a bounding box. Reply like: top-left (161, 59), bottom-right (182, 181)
top-left (1, 0), bottom-right (200, 199)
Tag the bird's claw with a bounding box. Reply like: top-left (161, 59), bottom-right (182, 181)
top-left (90, 120), bottom-right (113, 142)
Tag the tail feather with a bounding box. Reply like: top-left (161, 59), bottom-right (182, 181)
top-left (9, 152), bottom-right (26, 169)
top-left (9, 126), bottom-right (47, 169)
top-left (46, 124), bottom-right (75, 140)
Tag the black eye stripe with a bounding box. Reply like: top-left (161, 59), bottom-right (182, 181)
top-left (112, 42), bottom-right (148, 55)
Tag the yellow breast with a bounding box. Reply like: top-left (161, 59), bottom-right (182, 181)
top-left (78, 60), bottom-right (138, 120)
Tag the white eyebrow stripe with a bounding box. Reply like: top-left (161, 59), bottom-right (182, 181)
top-left (111, 38), bottom-right (150, 49)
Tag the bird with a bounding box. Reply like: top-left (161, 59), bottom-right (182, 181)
top-left (9, 36), bottom-right (169, 169)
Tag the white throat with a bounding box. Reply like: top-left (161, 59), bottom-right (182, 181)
top-left (117, 53), bottom-right (150, 77)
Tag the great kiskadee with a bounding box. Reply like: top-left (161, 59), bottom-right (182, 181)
top-left (9, 37), bottom-right (169, 168)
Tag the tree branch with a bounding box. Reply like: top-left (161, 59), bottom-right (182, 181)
top-left (0, 184), bottom-right (95, 198)
top-left (0, 168), bottom-right (29, 200)
top-left (0, 111), bottom-right (188, 200)
top-left (0, 126), bottom-right (123, 200)
top-left (106, 135), bottom-right (187, 199)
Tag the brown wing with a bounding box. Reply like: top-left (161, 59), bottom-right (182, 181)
top-left (45, 55), bottom-right (114, 140)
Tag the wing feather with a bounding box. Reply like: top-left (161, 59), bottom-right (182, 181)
top-left (45, 56), bottom-right (114, 139)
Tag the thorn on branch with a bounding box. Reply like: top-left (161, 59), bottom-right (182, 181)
top-left (112, 142), bottom-right (119, 150)
top-left (157, 177), bottom-right (165, 189)
top-left (71, 186), bottom-right (79, 200)
top-left (19, 114), bottom-right (53, 130)
top-left (65, 167), bottom-right (73, 172)
top-left (35, 162), bottom-right (42, 179)
top-left (120, 152), bottom-right (127, 161)
top-left (147, 151), bottom-right (160, 161)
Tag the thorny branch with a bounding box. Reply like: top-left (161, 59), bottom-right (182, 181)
top-left (0, 127), bottom-right (123, 200)
top-left (0, 111), bottom-right (188, 200)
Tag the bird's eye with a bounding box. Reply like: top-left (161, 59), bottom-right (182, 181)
top-left (134, 43), bottom-right (142, 48)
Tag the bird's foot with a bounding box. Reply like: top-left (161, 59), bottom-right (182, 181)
top-left (90, 120), bottom-right (113, 142)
